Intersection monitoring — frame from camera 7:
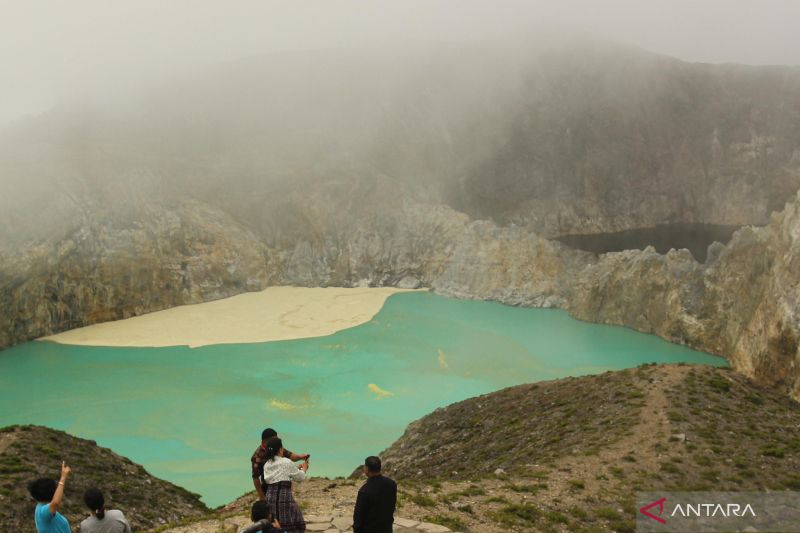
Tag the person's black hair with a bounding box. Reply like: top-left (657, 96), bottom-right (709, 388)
top-left (84, 487), bottom-right (106, 519)
top-left (251, 500), bottom-right (272, 522)
top-left (28, 478), bottom-right (57, 502)
top-left (265, 436), bottom-right (282, 462)
top-left (365, 456), bottom-right (382, 473)
top-left (261, 428), bottom-right (277, 441)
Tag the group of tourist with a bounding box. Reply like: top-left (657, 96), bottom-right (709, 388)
top-left (28, 427), bottom-right (396, 533)
top-left (248, 427), bottom-right (397, 533)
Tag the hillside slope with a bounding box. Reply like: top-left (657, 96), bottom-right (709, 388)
top-left (0, 425), bottom-right (209, 532)
top-left (374, 364), bottom-right (800, 532)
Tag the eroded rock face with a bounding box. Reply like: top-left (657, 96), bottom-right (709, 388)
top-left (277, 200), bottom-right (470, 288)
top-left (453, 197), bottom-right (800, 400)
top-left (0, 200), bottom-right (274, 348)
top-left (568, 247), bottom-right (702, 338)
top-left (559, 198), bottom-right (800, 399)
top-left (722, 206), bottom-right (800, 399)
top-left (430, 220), bottom-right (588, 307)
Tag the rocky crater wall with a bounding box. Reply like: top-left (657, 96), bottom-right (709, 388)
top-left (2, 189), bottom-right (800, 401)
top-left (2, 42), bottom-right (800, 399)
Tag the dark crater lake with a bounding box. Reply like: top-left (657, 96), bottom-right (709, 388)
top-left (554, 223), bottom-right (743, 262)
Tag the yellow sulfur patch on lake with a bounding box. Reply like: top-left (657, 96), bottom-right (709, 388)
top-left (269, 399), bottom-right (307, 411)
top-left (41, 286), bottom-right (420, 348)
top-left (368, 383), bottom-right (394, 398)
top-left (438, 348), bottom-right (449, 369)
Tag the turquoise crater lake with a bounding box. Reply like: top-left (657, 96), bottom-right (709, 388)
top-left (0, 292), bottom-right (725, 506)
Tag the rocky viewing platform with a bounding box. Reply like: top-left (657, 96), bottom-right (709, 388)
top-left (166, 512), bottom-right (457, 533)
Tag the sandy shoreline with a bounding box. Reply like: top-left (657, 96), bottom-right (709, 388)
top-left (40, 286), bottom-right (419, 348)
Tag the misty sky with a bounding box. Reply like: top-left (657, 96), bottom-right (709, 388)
top-left (2, 0), bottom-right (800, 125)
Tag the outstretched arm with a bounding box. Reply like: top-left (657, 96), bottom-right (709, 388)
top-left (288, 459), bottom-right (308, 482)
top-left (287, 451), bottom-right (309, 462)
top-left (48, 462), bottom-right (70, 515)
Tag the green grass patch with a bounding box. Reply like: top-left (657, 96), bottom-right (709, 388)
top-left (492, 504), bottom-right (541, 527)
top-left (424, 514), bottom-right (468, 531)
top-left (408, 493), bottom-right (437, 507)
top-left (595, 507), bottom-right (621, 521)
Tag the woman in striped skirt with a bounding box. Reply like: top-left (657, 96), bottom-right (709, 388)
top-left (262, 436), bottom-right (308, 533)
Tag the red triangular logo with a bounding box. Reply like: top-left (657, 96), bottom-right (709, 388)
top-left (639, 497), bottom-right (667, 524)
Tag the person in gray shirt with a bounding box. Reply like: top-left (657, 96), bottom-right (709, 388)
top-left (80, 488), bottom-right (132, 533)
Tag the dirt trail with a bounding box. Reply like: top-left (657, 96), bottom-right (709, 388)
top-left (541, 365), bottom-right (685, 499)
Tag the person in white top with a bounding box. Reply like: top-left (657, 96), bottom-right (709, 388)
top-left (80, 488), bottom-right (132, 533)
top-left (262, 437), bottom-right (309, 533)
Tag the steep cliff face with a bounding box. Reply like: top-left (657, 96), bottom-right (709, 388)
top-left (568, 247), bottom-right (707, 343)
top-left (0, 200), bottom-right (273, 348)
top-left (273, 184), bottom-right (471, 288)
top-left (433, 193), bottom-right (800, 399)
top-left (562, 195), bottom-right (800, 399)
top-left (722, 204), bottom-right (800, 398)
top-left (429, 220), bottom-right (586, 307)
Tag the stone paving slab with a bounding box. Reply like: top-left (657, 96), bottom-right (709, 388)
top-left (305, 515), bottom-right (335, 523)
top-left (331, 516), bottom-right (353, 530)
top-left (163, 509), bottom-right (455, 532)
top-left (394, 517), bottom-right (420, 528)
top-left (417, 522), bottom-right (452, 533)
top-left (303, 515), bottom-right (453, 533)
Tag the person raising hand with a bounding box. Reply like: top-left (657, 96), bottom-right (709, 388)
top-left (28, 461), bottom-right (72, 533)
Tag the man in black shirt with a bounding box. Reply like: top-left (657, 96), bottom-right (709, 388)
top-left (353, 456), bottom-right (397, 533)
